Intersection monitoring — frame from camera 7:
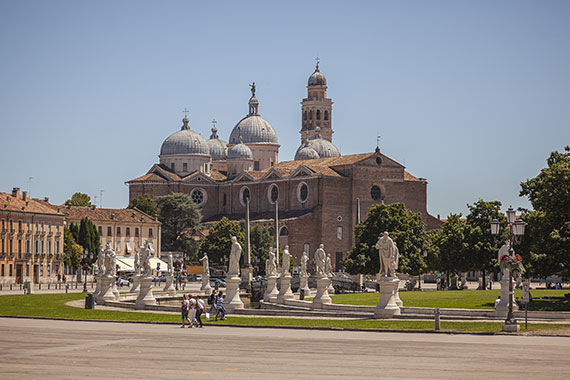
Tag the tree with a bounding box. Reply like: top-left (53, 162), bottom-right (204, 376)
top-left (198, 217), bottom-right (243, 269)
top-left (238, 221), bottom-right (272, 275)
top-left (519, 146), bottom-right (570, 279)
top-left (64, 192), bottom-right (92, 207)
top-left (76, 217), bottom-right (100, 263)
top-left (156, 193), bottom-right (202, 254)
top-left (344, 203), bottom-right (428, 276)
top-left (431, 214), bottom-right (470, 282)
top-left (128, 194), bottom-right (158, 217)
top-left (63, 227), bottom-right (82, 270)
top-left (464, 200), bottom-right (507, 288)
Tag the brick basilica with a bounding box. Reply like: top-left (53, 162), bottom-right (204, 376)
top-left (127, 62), bottom-right (441, 270)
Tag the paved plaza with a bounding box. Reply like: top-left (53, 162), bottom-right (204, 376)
top-left (1, 317), bottom-right (569, 379)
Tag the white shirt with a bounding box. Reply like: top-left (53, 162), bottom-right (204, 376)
top-left (197, 299), bottom-right (205, 310)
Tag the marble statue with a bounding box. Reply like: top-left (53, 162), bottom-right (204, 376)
top-left (134, 250), bottom-right (140, 275)
top-left (266, 249), bottom-right (277, 276)
top-left (200, 253), bottom-right (209, 274)
top-left (141, 242), bottom-right (152, 276)
top-left (104, 242), bottom-right (116, 276)
top-left (300, 249), bottom-right (309, 276)
top-left (315, 244), bottom-right (326, 277)
top-left (168, 253), bottom-right (174, 275)
top-left (97, 247), bottom-right (105, 275)
top-left (325, 253), bottom-right (333, 276)
top-left (282, 245), bottom-right (291, 275)
top-left (228, 236), bottom-right (242, 276)
top-left (376, 232), bottom-right (399, 277)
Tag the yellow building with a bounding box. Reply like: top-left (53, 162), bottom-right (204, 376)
top-left (0, 188), bottom-right (65, 285)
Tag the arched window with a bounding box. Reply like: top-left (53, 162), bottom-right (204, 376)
top-left (316, 110), bottom-right (321, 120)
top-left (240, 186), bottom-right (251, 207)
top-left (267, 184), bottom-right (279, 204)
top-left (324, 110), bottom-right (329, 120)
top-left (304, 111), bottom-right (307, 121)
top-left (309, 110), bottom-right (313, 120)
top-left (280, 227), bottom-right (289, 236)
top-left (370, 185), bottom-right (385, 202)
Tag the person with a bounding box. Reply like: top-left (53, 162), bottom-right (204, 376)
top-left (62, 274), bottom-right (66, 284)
top-left (215, 292), bottom-right (226, 321)
top-left (188, 294), bottom-right (197, 327)
top-left (181, 294), bottom-right (190, 328)
top-left (494, 295), bottom-right (501, 309)
top-left (196, 295), bottom-right (205, 328)
top-left (207, 290), bottom-right (217, 317)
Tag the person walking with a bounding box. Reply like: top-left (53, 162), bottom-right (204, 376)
top-left (215, 292), bottom-right (226, 321)
top-left (188, 294), bottom-right (197, 327)
top-left (181, 294), bottom-right (190, 328)
top-left (196, 295), bottom-right (205, 328)
top-left (207, 290), bottom-right (217, 318)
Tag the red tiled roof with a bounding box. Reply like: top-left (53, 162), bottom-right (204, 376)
top-left (0, 192), bottom-right (64, 216)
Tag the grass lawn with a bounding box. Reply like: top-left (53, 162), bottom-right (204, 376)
top-left (0, 293), bottom-right (569, 334)
top-left (330, 289), bottom-right (570, 311)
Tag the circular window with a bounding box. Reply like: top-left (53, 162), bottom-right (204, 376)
top-left (296, 182), bottom-right (309, 203)
top-left (190, 188), bottom-right (207, 206)
top-left (376, 157), bottom-right (382, 166)
top-left (267, 184), bottom-right (279, 204)
top-left (370, 185), bottom-right (384, 202)
top-left (239, 186), bottom-right (251, 206)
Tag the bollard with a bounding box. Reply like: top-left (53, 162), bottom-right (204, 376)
top-left (434, 308), bottom-right (441, 331)
top-left (39, 283), bottom-right (41, 290)
top-left (10, 284), bottom-right (13, 290)
top-left (65, 284), bottom-right (69, 294)
top-left (48, 283), bottom-right (50, 290)
top-left (300, 288), bottom-right (305, 300)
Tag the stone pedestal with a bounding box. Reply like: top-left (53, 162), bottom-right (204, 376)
top-left (223, 276), bottom-right (244, 312)
top-left (95, 276), bottom-right (116, 304)
top-left (312, 277), bottom-right (332, 309)
top-left (136, 276), bottom-right (156, 309)
top-left (502, 323), bottom-right (520, 333)
top-left (200, 273), bottom-right (212, 295)
top-left (394, 281), bottom-right (403, 307)
top-left (495, 279), bottom-right (519, 318)
top-left (299, 275), bottom-right (311, 298)
top-left (277, 274), bottom-right (294, 303)
top-left (240, 266), bottom-right (253, 289)
top-left (264, 275), bottom-right (279, 302)
top-left (130, 275), bottom-right (140, 293)
top-left (163, 274), bottom-right (176, 296)
top-left (374, 277), bottom-right (401, 318)
top-left (93, 276), bottom-right (102, 297)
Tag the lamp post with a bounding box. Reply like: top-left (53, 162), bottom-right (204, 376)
top-left (81, 250), bottom-right (89, 293)
top-left (490, 206), bottom-right (526, 332)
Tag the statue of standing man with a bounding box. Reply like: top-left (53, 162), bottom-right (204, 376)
top-left (282, 245), bottom-right (291, 275)
top-left (300, 249), bottom-right (309, 276)
top-left (376, 232), bottom-right (399, 278)
top-left (228, 236), bottom-right (242, 277)
top-left (314, 244), bottom-right (327, 277)
top-left (200, 253), bottom-right (209, 275)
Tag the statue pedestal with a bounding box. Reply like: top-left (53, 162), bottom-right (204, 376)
top-left (495, 279), bottom-right (518, 318)
top-left (394, 279), bottom-right (403, 307)
top-left (327, 275), bottom-right (335, 294)
top-left (200, 273), bottom-right (212, 295)
top-left (299, 275), bottom-right (311, 298)
top-left (502, 323), bottom-right (520, 333)
top-left (112, 279), bottom-right (120, 300)
top-left (93, 275), bottom-right (102, 297)
top-left (374, 277), bottom-right (401, 318)
top-left (312, 277), bottom-right (332, 309)
top-left (136, 276), bottom-right (156, 309)
top-left (224, 276), bottom-right (244, 312)
top-left (264, 275), bottom-right (279, 302)
top-left (277, 274), bottom-right (294, 303)
top-left (163, 274), bottom-right (176, 296)
top-left (95, 276), bottom-right (116, 304)
top-left (130, 275), bottom-right (140, 293)
top-left (240, 266), bottom-right (253, 290)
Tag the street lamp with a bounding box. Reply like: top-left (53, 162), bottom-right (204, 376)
top-left (81, 250), bottom-right (89, 293)
top-left (490, 206), bottom-right (526, 332)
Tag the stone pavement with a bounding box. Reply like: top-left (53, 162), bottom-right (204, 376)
top-left (1, 317), bottom-right (569, 380)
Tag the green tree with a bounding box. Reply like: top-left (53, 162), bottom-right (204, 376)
top-left (344, 203), bottom-right (428, 276)
top-left (128, 194), bottom-right (158, 217)
top-left (64, 192), bottom-right (92, 207)
top-left (156, 193), bottom-right (202, 254)
top-left (198, 217), bottom-right (244, 269)
top-left (63, 227), bottom-right (82, 270)
top-left (77, 217), bottom-right (100, 263)
top-left (238, 221), bottom-right (272, 275)
top-left (432, 214), bottom-right (470, 282)
top-left (519, 146), bottom-right (570, 279)
top-left (464, 200), bottom-right (507, 289)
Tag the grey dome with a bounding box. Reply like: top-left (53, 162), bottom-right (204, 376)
top-left (207, 127), bottom-right (228, 161)
top-left (227, 141), bottom-right (253, 160)
top-left (308, 66), bottom-right (327, 86)
top-left (160, 118), bottom-right (210, 156)
top-left (308, 137), bottom-right (340, 158)
top-left (229, 115), bottom-right (278, 144)
top-left (295, 144), bottom-right (320, 160)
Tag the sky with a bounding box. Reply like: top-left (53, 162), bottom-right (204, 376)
top-left (1, 0), bottom-right (569, 219)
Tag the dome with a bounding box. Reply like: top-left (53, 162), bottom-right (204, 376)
top-left (308, 137), bottom-right (340, 158)
top-left (295, 141), bottom-right (320, 160)
top-left (229, 115), bottom-right (278, 144)
top-left (207, 127), bottom-right (228, 161)
top-left (160, 117), bottom-right (210, 156)
top-left (308, 64), bottom-right (327, 86)
top-left (227, 140), bottom-right (253, 160)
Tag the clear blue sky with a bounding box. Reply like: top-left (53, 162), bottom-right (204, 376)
top-left (1, 0), bottom-right (569, 219)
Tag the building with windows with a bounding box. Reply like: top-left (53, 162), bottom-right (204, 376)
top-left (0, 188), bottom-right (65, 285)
top-left (127, 63), bottom-right (441, 271)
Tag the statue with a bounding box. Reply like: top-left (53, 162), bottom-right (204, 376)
top-left (140, 242), bottom-right (152, 276)
top-left (200, 253), bottom-right (209, 275)
top-left (97, 247), bottom-right (105, 276)
top-left (134, 250), bottom-right (140, 275)
top-left (376, 232), bottom-right (399, 277)
top-left (314, 244), bottom-right (326, 277)
top-left (104, 242), bottom-right (116, 276)
top-left (266, 249), bottom-right (277, 276)
top-left (250, 82), bottom-right (256, 96)
top-left (300, 249), bottom-right (309, 276)
top-left (228, 236), bottom-right (242, 276)
top-left (281, 245), bottom-right (291, 275)
top-left (325, 253), bottom-right (333, 276)
top-left (168, 253), bottom-right (174, 275)
top-left (498, 240), bottom-right (511, 277)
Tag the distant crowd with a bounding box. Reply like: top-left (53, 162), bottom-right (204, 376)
top-left (180, 290), bottom-right (226, 328)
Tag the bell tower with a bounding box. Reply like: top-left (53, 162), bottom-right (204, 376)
top-left (301, 59), bottom-right (333, 143)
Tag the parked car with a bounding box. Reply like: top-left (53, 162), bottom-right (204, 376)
top-left (210, 278), bottom-right (226, 288)
top-left (116, 277), bottom-right (130, 287)
top-left (187, 274), bottom-right (202, 282)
